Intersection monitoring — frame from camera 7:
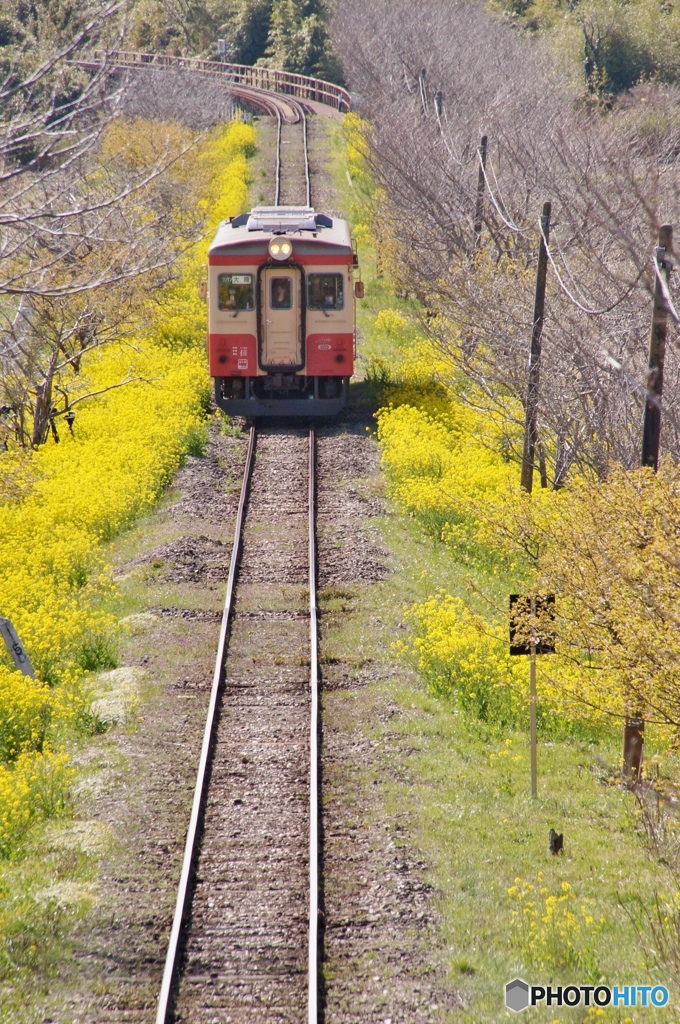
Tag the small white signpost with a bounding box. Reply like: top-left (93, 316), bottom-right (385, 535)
top-left (0, 618), bottom-right (35, 677)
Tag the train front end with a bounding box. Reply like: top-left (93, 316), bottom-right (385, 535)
top-left (206, 207), bottom-right (357, 418)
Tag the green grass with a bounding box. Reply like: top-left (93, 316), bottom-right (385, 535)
top-left (0, 820), bottom-right (103, 1023)
top-left (322, 508), bottom-right (676, 1020)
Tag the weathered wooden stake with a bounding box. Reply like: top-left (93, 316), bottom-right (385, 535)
top-left (642, 224), bottom-right (673, 470)
top-left (520, 201), bottom-right (551, 493)
top-left (623, 717), bottom-right (644, 782)
top-left (473, 135), bottom-right (488, 252)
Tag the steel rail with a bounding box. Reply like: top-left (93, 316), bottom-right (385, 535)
top-left (274, 104), bottom-right (283, 206)
top-left (302, 103), bottom-right (312, 208)
top-left (231, 83), bottom-right (300, 123)
top-left (307, 426), bottom-right (319, 1024)
top-left (155, 424), bottom-right (257, 1024)
top-left (274, 97), bottom-right (310, 208)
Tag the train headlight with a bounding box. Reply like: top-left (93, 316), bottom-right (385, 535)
top-left (269, 237), bottom-right (293, 261)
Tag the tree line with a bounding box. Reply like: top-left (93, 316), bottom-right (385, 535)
top-left (332, 0), bottom-right (680, 485)
top-left (129, 0), bottom-right (343, 82)
top-left (0, 0), bottom-right (236, 450)
top-left (492, 0), bottom-right (680, 98)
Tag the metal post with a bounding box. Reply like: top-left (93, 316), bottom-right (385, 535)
top-left (529, 595), bottom-right (537, 799)
top-left (642, 224), bottom-right (673, 470)
top-left (473, 135), bottom-right (488, 252)
top-left (520, 202), bottom-right (551, 493)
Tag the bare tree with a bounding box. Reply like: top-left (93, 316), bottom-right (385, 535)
top-left (333, 0), bottom-right (680, 481)
top-left (0, 7), bottom-right (218, 447)
top-left (120, 65), bottom-right (237, 128)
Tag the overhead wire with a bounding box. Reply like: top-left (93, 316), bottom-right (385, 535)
top-left (551, 227), bottom-right (610, 309)
top-left (538, 216), bottom-right (642, 317)
top-left (600, 346), bottom-right (680, 441)
top-left (653, 250), bottom-right (680, 327)
top-left (488, 156), bottom-right (526, 235)
top-left (476, 148), bottom-right (526, 235)
top-left (434, 103), bottom-right (456, 162)
top-left (475, 150), bottom-right (644, 318)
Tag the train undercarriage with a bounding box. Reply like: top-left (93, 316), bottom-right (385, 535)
top-left (216, 374), bottom-right (349, 418)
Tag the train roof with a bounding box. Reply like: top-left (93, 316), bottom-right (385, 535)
top-left (208, 206), bottom-right (353, 256)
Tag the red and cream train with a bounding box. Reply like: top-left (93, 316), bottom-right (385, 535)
top-left (206, 206), bottom-right (360, 417)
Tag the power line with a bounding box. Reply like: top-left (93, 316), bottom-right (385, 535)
top-left (488, 157), bottom-right (526, 235)
top-left (653, 249), bottom-right (680, 327)
top-left (601, 346), bottom-right (680, 441)
top-left (538, 217), bottom-right (640, 317)
top-left (477, 147), bottom-right (524, 233)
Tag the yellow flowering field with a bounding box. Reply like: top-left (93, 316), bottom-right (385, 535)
top-left (150, 119), bottom-right (255, 351)
top-left (0, 118), bottom-right (255, 856)
top-left (376, 401), bottom-right (521, 548)
top-left (401, 592), bottom-right (527, 728)
top-left (508, 874), bottom-right (603, 976)
top-left (369, 299), bottom-right (680, 737)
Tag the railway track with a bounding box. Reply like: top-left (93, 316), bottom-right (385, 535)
top-left (156, 89), bottom-right (321, 1023)
top-left (274, 99), bottom-right (312, 207)
top-left (156, 425), bottom-right (320, 1024)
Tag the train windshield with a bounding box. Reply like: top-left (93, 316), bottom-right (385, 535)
top-left (307, 273), bottom-right (344, 311)
top-left (270, 277), bottom-right (292, 309)
top-left (218, 273), bottom-right (254, 311)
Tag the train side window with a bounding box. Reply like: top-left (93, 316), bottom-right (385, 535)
top-left (307, 273), bottom-right (344, 311)
top-left (270, 277), bottom-right (292, 309)
top-left (217, 273), bottom-right (254, 311)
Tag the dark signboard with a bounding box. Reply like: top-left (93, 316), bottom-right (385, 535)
top-left (509, 593), bottom-right (556, 656)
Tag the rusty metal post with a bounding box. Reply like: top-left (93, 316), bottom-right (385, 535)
top-left (520, 202), bottom-right (551, 493)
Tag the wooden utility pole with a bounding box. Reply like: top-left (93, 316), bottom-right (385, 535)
top-left (520, 202), bottom-right (551, 493)
top-left (418, 67), bottom-right (428, 117)
top-left (642, 224), bottom-right (673, 470)
top-left (624, 225), bottom-right (674, 779)
top-left (473, 135), bottom-right (488, 252)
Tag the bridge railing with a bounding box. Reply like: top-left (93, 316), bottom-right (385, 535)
top-left (92, 50), bottom-right (351, 112)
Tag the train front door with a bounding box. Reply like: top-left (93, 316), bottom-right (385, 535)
top-left (259, 266), bottom-right (302, 369)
